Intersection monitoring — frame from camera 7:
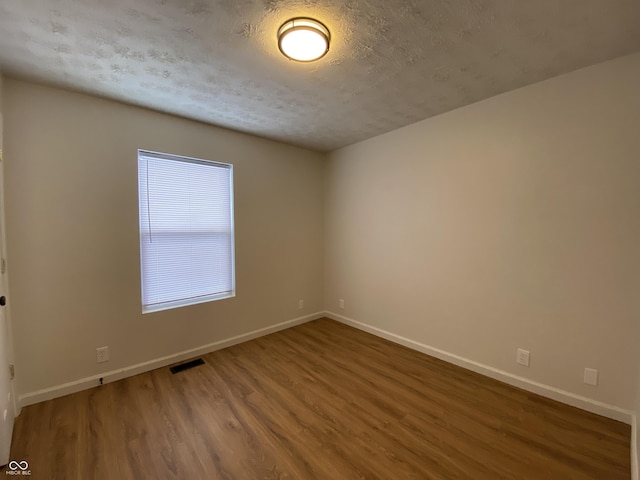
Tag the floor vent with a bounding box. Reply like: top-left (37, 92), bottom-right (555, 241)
top-left (170, 358), bottom-right (205, 374)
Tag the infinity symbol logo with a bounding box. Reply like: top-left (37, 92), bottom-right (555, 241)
top-left (8, 460), bottom-right (28, 471)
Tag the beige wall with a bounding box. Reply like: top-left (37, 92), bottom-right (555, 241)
top-left (325, 53), bottom-right (640, 410)
top-left (3, 79), bottom-right (325, 397)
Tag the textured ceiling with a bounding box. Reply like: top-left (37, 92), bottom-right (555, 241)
top-left (0, 1), bottom-right (639, 152)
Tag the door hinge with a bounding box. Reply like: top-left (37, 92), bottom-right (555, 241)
top-left (9, 364), bottom-right (14, 380)
top-left (0, 258), bottom-right (5, 274)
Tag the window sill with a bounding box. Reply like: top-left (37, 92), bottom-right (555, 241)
top-left (142, 291), bottom-right (235, 314)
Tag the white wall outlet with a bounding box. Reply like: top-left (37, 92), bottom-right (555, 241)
top-left (516, 348), bottom-right (530, 367)
top-left (584, 368), bottom-right (598, 386)
top-left (339, 298), bottom-right (344, 309)
top-left (298, 299), bottom-right (304, 309)
top-left (96, 346), bottom-right (109, 363)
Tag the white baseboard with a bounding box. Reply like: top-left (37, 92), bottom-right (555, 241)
top-left (632, 413), bottom-right (638, 480)
top-left (325, 311), bottom-right (634, 425)
top-left (19, 312), bottom-right (324, 407)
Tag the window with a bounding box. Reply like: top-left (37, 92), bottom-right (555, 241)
top-left (137, 150), bottom-right (235, 313)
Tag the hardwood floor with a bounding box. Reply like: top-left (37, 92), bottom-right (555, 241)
top-left (5, 318), bottom-right (631, 479)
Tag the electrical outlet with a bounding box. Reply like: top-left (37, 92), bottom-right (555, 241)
top-left (339, 299), bottom-right (344, 309)
top-left (584, 368), bottom-right (598, 386)
top-left (516, 348), bottom-right (530, 367)
top-left (298, 299), bottom-right (304, 309)
top-left (96, 346), bottom-right (109, 364)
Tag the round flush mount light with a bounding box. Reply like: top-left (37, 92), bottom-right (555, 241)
top-left (278, 17), bottom-right (330, 62)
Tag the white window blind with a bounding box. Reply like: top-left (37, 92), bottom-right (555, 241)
top-left (138, 150), bottom-right (235, 313)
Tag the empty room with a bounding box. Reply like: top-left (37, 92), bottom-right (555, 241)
top-left (0, 1), bottom-right (638, 478)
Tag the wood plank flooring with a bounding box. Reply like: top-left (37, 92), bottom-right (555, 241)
top-left (4, 318), bottom-right (631, 479)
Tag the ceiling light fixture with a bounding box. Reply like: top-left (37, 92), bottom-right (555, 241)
top-left (277, 17), bottom-right (330, 62)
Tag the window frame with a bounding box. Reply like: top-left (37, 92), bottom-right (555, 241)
top-left (137, 149), bottom-right (236, 314)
